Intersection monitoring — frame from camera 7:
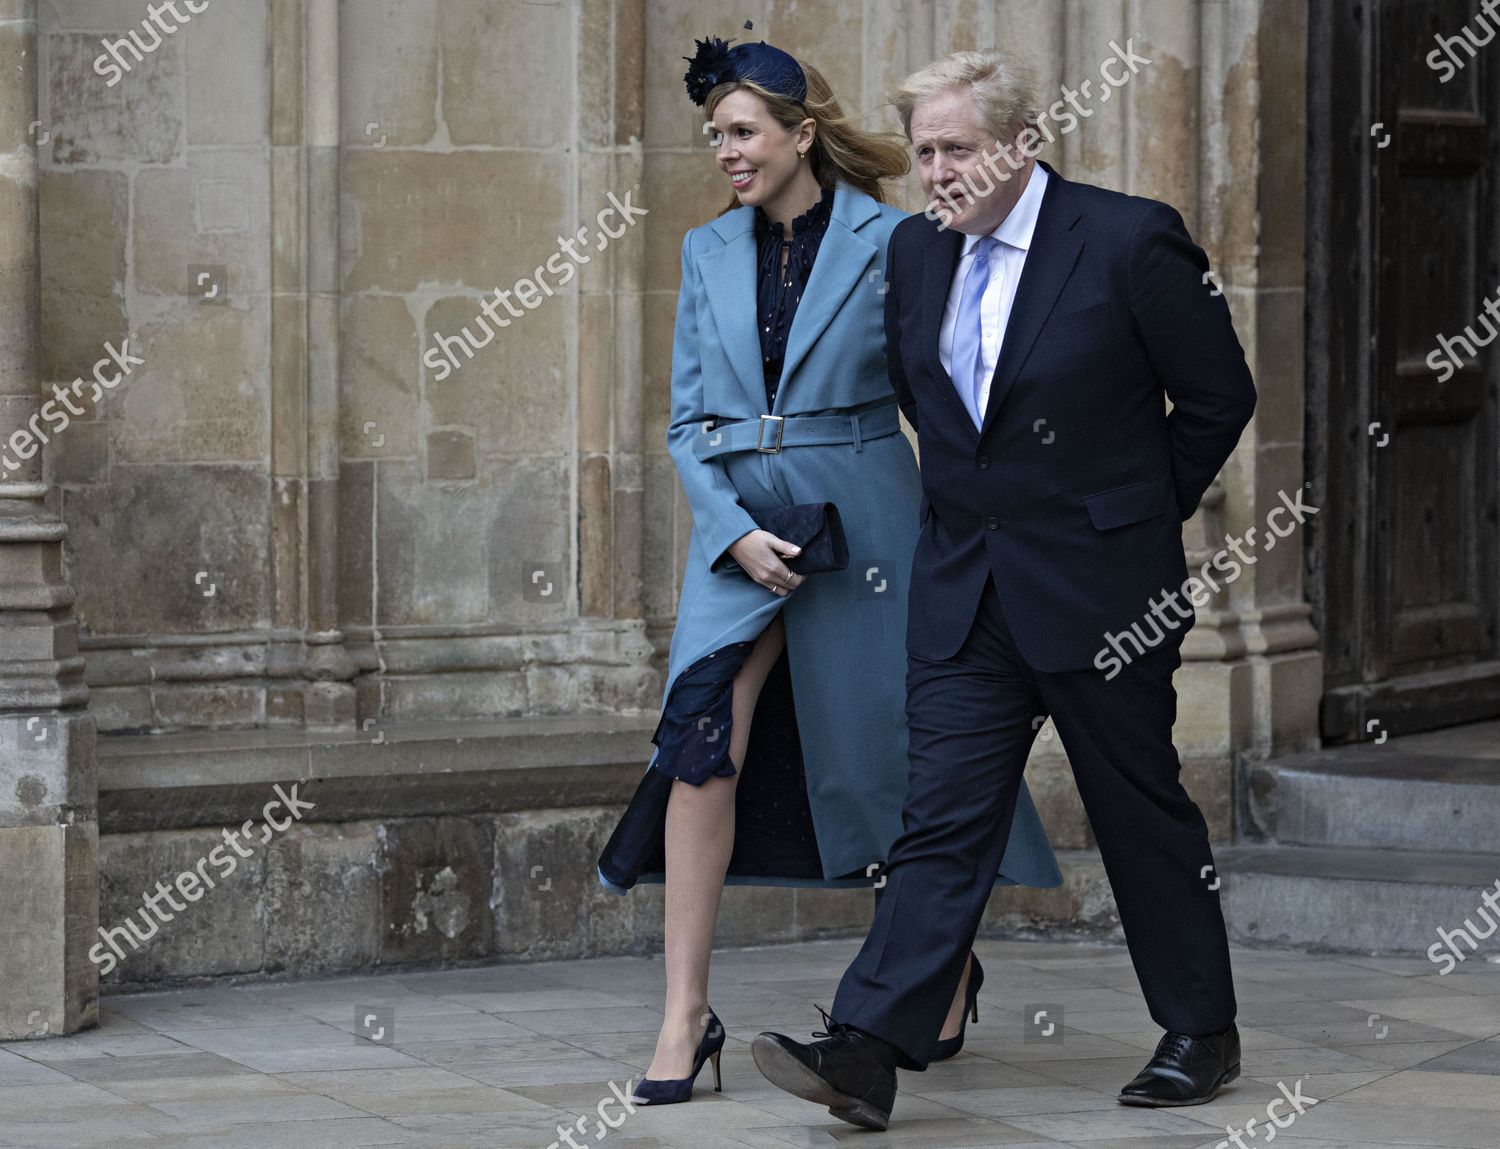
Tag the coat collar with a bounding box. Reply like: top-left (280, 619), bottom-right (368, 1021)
top-left (980, 159), bottom-right (1082, 441)
top-left (921, 158), bottom-right (1084, 444)
top-left (697, 179), bottom-right (883, 414)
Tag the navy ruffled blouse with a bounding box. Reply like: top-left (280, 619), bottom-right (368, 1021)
top-left (754, 184), bottom-right (834, 411)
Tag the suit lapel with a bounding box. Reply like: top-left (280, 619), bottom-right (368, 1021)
top-left (977, 163), bottom-right (1083, 441)
top-left (698, 212), bottom-right (761, 412)
top-left (920, 225), bottom-right (975, 438)
top-left (775, 199), bottom-right (877, 411)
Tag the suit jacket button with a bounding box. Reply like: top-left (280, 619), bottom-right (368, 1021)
top-left (977, 455), bottom-right (990, 469)
top-left (985, 515), bottom-right (999, 530)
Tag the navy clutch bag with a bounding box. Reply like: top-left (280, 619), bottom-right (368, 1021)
top-left (747, 501), bottom-right (849, 574)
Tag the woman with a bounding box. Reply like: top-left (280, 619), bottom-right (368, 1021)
top-left (596, 35), bottom-right (1061, 1103)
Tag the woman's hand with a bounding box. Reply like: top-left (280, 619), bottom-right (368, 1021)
top-left (728, 530), bottom-right (806, 597)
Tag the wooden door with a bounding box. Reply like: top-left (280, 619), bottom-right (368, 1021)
top-left (1308, 0), bottom-right (1500, 742)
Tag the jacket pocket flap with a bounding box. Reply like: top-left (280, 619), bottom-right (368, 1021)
top-left (1082, 476), bottom-right (1172, 530)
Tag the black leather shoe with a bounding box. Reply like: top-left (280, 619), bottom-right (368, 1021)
top-left (751, 1006), bottom-right (897, 1130)
top-left (1118, 1024), bottom-right (1240, 1106)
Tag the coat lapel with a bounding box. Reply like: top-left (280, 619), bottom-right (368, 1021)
top-left (774, 185), bottom-right (878, 411)
top-left (920, 225), bottom-right (975, 439)
top-left (977, 162), bottom-right (1083, 442)
top-left (698, 213), bottom-right (761, 412)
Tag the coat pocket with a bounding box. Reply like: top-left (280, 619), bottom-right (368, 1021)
top-left (1081, 475), bottom-right (1172, 531)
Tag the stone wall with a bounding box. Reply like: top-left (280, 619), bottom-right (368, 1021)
top-left (1, 0), bottom-right (1319, 1020)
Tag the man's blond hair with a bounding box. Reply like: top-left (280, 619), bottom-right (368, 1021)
top-left (890, 49), bottom-right (1041, 145)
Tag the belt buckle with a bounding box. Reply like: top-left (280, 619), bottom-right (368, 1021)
top-left (756, 414), bottom-right (784, 453)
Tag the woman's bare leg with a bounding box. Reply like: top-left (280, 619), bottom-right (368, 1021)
top-left (643, 612), bottom-right (786, 1081)
top-left (938, 951), bottom-right (973, 1041)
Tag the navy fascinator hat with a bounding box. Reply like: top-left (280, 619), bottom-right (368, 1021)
top-left (682, 33), bottom-right (807, 107)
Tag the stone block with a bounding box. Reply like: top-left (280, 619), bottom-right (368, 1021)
top-left (48, 420), bottom-right (110, 485)
top-left (110, 305), bottom-right (269, 463)
top-left (642, 0), bottom-right (753, 150)
top-left (378, 817), bottom-right (495, 965)
top-left (133, 148), bottom-right (269, 298)
top-left (713, 884), bottom-right (798, 949)
top-left (264, 823), bottom-right (381, 976)
top-left (793, 886), bottom-right (877, 939)
top-left (340, 0), bottom-right (437, 147)
top-left (1182, 756), bottom-right (1234, 842)
top-left (46, 30), bottom-right (182, 165)
top-left (341, 294), bottom-right (419, 460)
top-left (0, 711), bottom-right (96, 825)
top-left (372, 457), bottom-right (568, 630)
top-left (642, 151), bottom-right (727, 294)
top-left (982, 851), bottom-right (1122, 940)
top-left (97, 826), bottom-right (268, 986)
top-left (438, 0), bottom-right (570, 148)
top-left (38, 168), bottom-right (128, 383)
top-left (184, 0), bottom-right (267, 146)
top-left (60, 464), bottom-right (270, 637)
top-left (1173, 658), bottom-right (1253, 758)
top-left (341, 151), bottom-right (566, 294)
top-left (426, 430), bottom-right (476, 482)
top-left (494, 807), bottom-right (627, 961)
top-left (149, 684), bottom-right (264, 732)
top-left (1023, 754), bottom-right (1091, 850)
top-left (422, 293), bottom-right (568, 457)
top-left (0, 823), bottom-right (100, 1038)
top-left (642, 455), bottom-right (680, 621)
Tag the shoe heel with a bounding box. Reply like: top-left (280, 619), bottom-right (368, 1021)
top-left (1224, 1062), bottom-right (1241, 1085)
top-left (710, 1048), bottom-right (723, 1092)
top-left (970, 999), bottom-right (979, 1024)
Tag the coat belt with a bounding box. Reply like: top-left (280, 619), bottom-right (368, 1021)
top-left (691, 399), bottom-right (901, 460)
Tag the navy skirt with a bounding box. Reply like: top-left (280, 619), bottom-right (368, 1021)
top-left (597, 626), bottom-right (872, 891)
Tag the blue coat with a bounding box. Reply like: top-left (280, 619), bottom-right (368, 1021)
top-left (597, 178), bottom-right (1060, 892)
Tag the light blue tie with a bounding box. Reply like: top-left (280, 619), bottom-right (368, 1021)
top-left (951, 235), bottom-right (998, 430)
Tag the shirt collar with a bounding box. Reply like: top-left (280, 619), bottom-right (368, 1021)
top-left (961, 161), bottom-right (1049, 258)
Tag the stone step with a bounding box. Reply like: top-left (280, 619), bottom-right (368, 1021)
top-left (1218, 843), bottom-right (1500, 957)
top-left (1246, 722), bottom-right (1500, 852)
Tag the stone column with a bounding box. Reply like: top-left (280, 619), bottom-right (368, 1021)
top-left (268, 0), bottom-right (358, 726)
top-left (0, 0), bottom-right (98, 1040)
top-left (578, 0), bottom-right (646, 620)
top-left (1184, 0), bottom-right (1322, 761)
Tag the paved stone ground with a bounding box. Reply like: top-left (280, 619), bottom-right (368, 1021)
top-left (2, 937), bottom-right (1497, 1148)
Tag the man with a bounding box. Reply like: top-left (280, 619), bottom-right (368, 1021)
top-left (751, 49), bottom-right (1254, 1131)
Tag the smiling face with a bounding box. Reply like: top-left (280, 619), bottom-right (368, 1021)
top-left (910, 87), bottom-right (1032, 234)
top-left (709, 88), bottom-right (813, 209)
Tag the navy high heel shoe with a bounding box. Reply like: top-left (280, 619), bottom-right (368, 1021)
top-left (930, 953), bottom-right (984, 1062)
top-left (631, 1009), bottom-right (726, 1104)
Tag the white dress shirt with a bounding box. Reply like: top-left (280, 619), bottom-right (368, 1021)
top-left (937, 163), bottom-right (1049, 420)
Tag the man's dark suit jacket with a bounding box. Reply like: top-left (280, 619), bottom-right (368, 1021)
top-left (886, 158), bottom-right (1257, 672)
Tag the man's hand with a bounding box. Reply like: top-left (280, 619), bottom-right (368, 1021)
top-left (728, 530), bottom-right (806, 597)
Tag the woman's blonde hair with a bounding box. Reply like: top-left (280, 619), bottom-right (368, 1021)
top-left (889, 49), bottom-right (1041, 146)
top-left (703, 57), bottom-right (910, 215)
